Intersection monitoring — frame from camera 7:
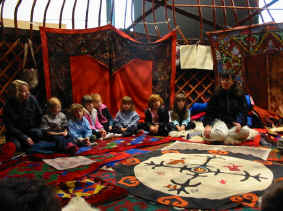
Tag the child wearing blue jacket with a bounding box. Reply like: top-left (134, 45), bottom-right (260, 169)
top-left (68, 104), bottom-right (95, 146)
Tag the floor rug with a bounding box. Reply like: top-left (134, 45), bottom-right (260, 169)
top-left (31, 135), bottom-right (175, 159)
top-left (56, 175), bottom-right (128, 206)
top-left (162, 141), bottom-right (271, 160)
top-left (113, 149), bottom-right (283, 210)
top-left (0, 152), bottom-right (130, 184)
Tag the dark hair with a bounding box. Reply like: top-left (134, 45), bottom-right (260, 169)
top-left (261, 181), bottom-right (283, 211)
top-left (219, 71), bottom-right (236, 81)
top-left (171, 93), bottom-right (189, 121)
top-left (0, 177), bottom-right (61, 211)
top-left (81, 95), bottom-right (93, 106)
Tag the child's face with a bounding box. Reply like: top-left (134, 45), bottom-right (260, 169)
top-left (74, 109), bottom-right (84, 120)
top-left (152, 100), bottom-right (161, 110)
top-left (177, 100), bottom-right (185, 110)
top-left (93, 100), bottom-right (101, 109)
top-left (122, 103), bottom-right (131, 111)
top-left (50, 104), bottom-right (61, 115)
top-left (85, 102), bottom-right (94, 112)
top-left (221, 76), bottom-right (234, 90)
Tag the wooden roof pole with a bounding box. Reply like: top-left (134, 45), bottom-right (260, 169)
top-left (98, 0), bottom-right (102, 26)
top-left (246, 0), bottom-right (252, 25)
top-left (229, 0), bottom-right (239, 25)
top-left (85, 0), bottom-right (90, 28)
top-left (160, 1), bottom-right (224, 29)
top-left (0, 0), bottom-right (5, 34)
top-left (263, 0), bottom-right (275, 22)
top-left (110, 0), bottom-right (114, 25)
top-left (59, 0), bottom-right (66, 29)
top-left (124, 0), bottom-right (128, 29)
top-left (130, 0), bottom-right (137, 37)
top-left (152, 0), bottom-right (160, 37)
top-left (43, 0), bottom-right (51, 28)
top-left (71, 0), bottom-right (78, 29)
top-left (14, 0), bottom-right (23, 29)
top-left (220, 0), bottom-right (227, 26)
top-left (236, 0), bottom-right (278, 26)
top-left (197, 0), bottom-right (203, 41)
top-left (164, 0), bottom-right (171, 31)
top-left (142, 0), bottom-right (150, 41)
top-left (126, 3), bottom-right (160, 31)
top-left (30, 0), bottom-right (37, 37)
top-left (212, 0), bottom-right (216, 30)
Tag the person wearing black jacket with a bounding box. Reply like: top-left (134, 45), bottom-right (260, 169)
top-left (3, 80), bottom-right (43, 151)
top-left (203, 72), bottom-right (255, 145)
top-left (143, 94), bottom-right (169, 136)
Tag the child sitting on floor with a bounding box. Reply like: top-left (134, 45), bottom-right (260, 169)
top-left (40, 97), bottom-right (78, 154)
top-left (168, 93), bottom-right (194, 138)
top-left (112, 96), bottom-right (140, 137)
top-left (81, 95), bottom-right (106, 139)
top-left (68, 103), bottom-right (95, 146)
top-left (143, 94), bottom-right (169, 136)
top-left (91, 93), bottom-right (113, 132)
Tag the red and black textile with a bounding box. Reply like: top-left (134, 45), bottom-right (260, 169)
top-left (40, 25), bottom-right (176, 119)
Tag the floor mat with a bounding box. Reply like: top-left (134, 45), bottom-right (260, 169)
top-left (113, 149), bottom-right (283, 210)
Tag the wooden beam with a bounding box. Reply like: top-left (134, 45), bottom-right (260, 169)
top-left (126, 3), bottom-right (160, 31)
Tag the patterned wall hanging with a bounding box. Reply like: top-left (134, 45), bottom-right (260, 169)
top-left (207, 23), bottom-right (283, 85)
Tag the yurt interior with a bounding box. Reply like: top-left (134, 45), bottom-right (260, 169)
top-left (0, 0), bottom-right (283, 210)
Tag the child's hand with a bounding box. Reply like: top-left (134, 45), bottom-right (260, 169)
top-left (108, 126), bottom-right (112, 131)
top-left (233, 122), bottom-right (241, 133)
top-left (204, 125), bottom-right (212, 138)
top-left (26, 137), bottom-right (34, 145)
top-left (62, 129), bottom-right (68, 136)
top-left (176, 125), bottom-right (182, 131)
top-left (180, 125), bottom-right (185, 131)
top-left (121, 127), bottom-right (127, 132)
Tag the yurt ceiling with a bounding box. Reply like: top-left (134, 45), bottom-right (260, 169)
top-left (0, 0), bottom-right (282, 42)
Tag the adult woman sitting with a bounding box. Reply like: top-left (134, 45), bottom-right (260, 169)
top-left (203, 72), bottom-right (256, 145)
top-left (3, 80), bottom-right (43, 151)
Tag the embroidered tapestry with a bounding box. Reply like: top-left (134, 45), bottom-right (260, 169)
top-left (207, 23), bottom-right (283, 85)
top-left (40, 25), bottom-right (176, 118)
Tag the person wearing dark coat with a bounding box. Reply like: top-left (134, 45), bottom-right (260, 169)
top-left (203, 72), bottom-right (256, 145)
top-left (143, 94), bottom-right (169, 136)
top-left (3, 80), bottom-right (43, 151)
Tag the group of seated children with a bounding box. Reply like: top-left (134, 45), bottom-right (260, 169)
top-left (4, 71), bottom-right (257, 153)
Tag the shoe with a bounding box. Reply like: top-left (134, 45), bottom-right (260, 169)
top-left (66, 143), bottom-right (78, 155)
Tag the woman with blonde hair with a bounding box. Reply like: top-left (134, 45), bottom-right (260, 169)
top-left (143, 94), bottom-right (169, 136)
top-left (3, 80), bottom-right (43, 151)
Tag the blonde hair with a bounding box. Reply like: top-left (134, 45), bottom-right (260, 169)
top-left (148, 94), bottom-right (164, 109)
top-left (91, 93), bottom-right (102, 103)
top-left (7, 80), bottom-right (29, 100)
top-left (47, 97), bottom-right (61, 110)
top-left (69, 103), bottom-right (84, 120)
top-left (120, 96), bottom-right (135, 111)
